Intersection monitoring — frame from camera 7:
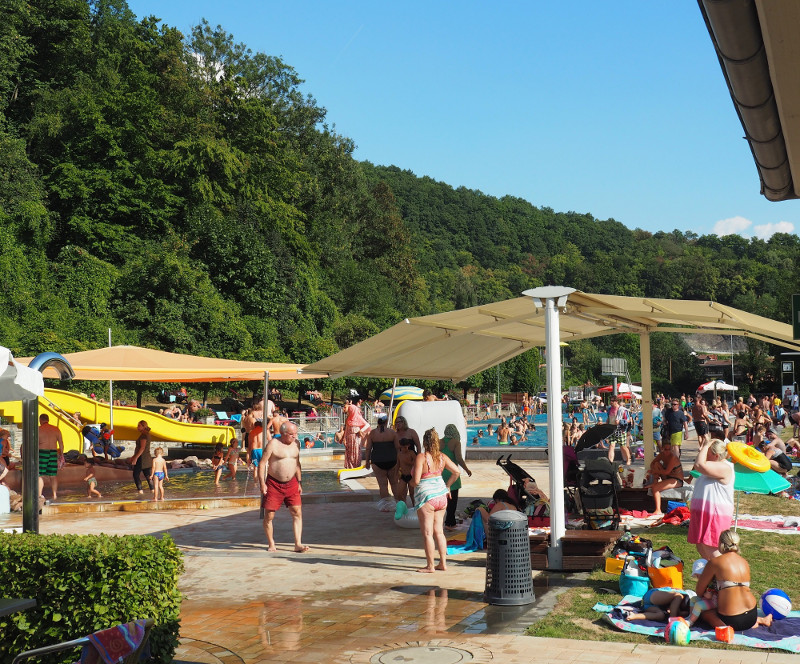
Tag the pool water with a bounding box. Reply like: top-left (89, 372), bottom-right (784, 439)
top-left (466, 412), bottom-right (610, 447)
top-left (53, 468), bottom-right (344, 503)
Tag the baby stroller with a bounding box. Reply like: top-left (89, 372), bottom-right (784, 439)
top-left (578, 457), bottom-right (621, 530)
top-left (496, 455), bottom-right (538, 507)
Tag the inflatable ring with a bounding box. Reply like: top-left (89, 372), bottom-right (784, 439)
top-left (727, 441), bottom-right (770, 473)
top-left (394, 501), bottom-right (420, 528)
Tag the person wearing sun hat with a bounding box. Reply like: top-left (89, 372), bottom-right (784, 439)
top-left (440, 424), bottom-right (472, 528)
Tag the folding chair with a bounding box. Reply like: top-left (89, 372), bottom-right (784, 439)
top-left (12, 618), bottom-right (154, 664)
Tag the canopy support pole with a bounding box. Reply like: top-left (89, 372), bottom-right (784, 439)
top-left (640, 332), bottom-right (654, 467)
top-left (263, 371), bottom-right (270, 422)
top-left (388, 378), bottom-right (397, 423)
top-left (108, 329), bottom-right (114, 448)
top-left (523, 286), bottom-right (574, 571)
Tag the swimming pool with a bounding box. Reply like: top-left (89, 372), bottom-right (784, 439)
top-left (53, 468), bottom-right (344, 503)
top-left (466, 412), bottom-right (609, 447)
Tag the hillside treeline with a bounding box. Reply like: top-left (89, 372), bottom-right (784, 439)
top-left (1, 1), bottom-right (796, 397)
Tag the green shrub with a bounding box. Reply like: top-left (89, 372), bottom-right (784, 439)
top-left (0, 533), bottom-right (183, 663)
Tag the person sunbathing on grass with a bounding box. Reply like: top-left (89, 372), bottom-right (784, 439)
top-left (624, 588), bottom-right (693, 622)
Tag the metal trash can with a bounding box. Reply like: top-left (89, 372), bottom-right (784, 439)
top-left (484, 509), bottom-right (534, 605)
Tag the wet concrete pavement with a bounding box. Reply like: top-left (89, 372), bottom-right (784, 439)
top-left (9, 449), bottom-right (790, 663)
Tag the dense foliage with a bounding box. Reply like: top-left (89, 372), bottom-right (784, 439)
top-left (0, 532), bottom-right (183, 663)
top-left (1, 1), bottom-right (797, 398)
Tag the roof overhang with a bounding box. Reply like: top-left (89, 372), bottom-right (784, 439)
top-left (699, 0), bottom-right (800, 201)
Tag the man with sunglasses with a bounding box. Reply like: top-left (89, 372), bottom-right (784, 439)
top-left (664, 399), bottom-right (689, 458)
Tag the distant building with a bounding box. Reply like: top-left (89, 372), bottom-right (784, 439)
top-left (683, 334), bottom-right (746, 384)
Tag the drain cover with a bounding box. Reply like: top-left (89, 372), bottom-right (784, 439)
top-left (370, 645), bottom-right (473, 663)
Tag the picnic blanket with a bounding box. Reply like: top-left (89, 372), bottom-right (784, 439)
top-left (594, 596), bottom-right (800, 652)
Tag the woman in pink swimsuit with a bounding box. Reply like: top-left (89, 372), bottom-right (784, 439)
top-left (343, 395), bottom-right (370, 469)
top-left (410, 428), bottom-right (460, 573)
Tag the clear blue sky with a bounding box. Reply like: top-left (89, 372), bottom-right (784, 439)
top-left (127, 0), bottom-right (799, 240)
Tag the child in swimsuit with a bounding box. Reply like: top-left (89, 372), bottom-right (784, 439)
top-left (83, 459), bottom-right (102, 498)
top-left (396, 438), bottom-right (417, 505)
top-left (150, 447), bottom-right (169, 501)
top-left (211, 443), bottom-right (225, 485)
top-left (220, 438), bottom-right (241, 481)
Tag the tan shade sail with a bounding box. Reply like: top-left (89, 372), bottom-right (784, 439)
top-left (19, 346), bottom-right (324, 382)
top-left (304, 290), bottom-right (799, 381)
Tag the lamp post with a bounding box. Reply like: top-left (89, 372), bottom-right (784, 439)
top-left (522, 286), bottom-right (575, 571)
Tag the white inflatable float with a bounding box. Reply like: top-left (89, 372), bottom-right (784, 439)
top-left (337, 465), bottom-right (373, 481)
top-left (394, 501), bottom-right (419, 528)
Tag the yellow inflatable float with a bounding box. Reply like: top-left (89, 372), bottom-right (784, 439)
top-left (727, 441), bottom-right (770, 473)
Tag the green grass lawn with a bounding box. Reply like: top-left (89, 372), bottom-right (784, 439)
top-left (527, 521), bottom-right (800, 646)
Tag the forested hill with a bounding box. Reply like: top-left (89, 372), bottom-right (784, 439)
top-left (1, 1), bottom-right (798, 393)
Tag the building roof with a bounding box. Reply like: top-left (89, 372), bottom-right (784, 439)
top-left (699, 0), bottom-right (800, 200)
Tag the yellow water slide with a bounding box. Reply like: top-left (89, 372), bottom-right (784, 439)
top-left (0, 389), bottom-right (235, 453)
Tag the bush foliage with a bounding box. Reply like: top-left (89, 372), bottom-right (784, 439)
top-left (0, 533), bottom-right (183, 663)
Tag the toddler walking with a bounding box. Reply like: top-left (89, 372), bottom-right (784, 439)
top-left (83, 459), bottom-right (102, 498)
top-left (150, 447), bottom-right (169, 501)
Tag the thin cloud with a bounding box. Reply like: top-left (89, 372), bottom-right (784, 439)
top-left (752, 220), bottom-right (795, 240)
top-left (713, 216), bottom-right (752, 237)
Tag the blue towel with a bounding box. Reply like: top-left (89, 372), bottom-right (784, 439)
top-left (446, 514), bottom-right (485, 555)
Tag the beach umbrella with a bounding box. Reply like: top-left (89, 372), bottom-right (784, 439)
top-left (379, 385), bottom-right (424, 401)
top-left (598, 383), bottom-right (642, 394)
top-left (690, 464), bottom-right (791, 530)
top-left (698, 380), bottom-right (738, 397)
top-left (575, 423), bottom-right (618, 453)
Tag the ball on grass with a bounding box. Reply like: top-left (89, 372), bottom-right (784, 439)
top-left (666, 617), bottom-right (691, 646)
top-left (761, 589), bottom-right (792, 620)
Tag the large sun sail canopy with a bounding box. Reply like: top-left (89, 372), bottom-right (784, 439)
top-left (304, 291), bottom-right (798, 381)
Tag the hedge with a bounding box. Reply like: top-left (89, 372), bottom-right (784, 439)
top-left (0, 533), bottom-right (183, 663)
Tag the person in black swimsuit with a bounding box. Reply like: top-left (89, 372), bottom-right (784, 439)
top-left (365, 413), bottom-right (399, 500)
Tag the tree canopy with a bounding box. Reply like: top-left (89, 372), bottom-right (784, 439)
top-left (1, 1), bottom-right (795, 398)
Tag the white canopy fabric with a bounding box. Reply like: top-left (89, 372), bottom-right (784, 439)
top-left (304, 291), bottom-right (798, 381)
top-left (0, 347), bottom-right (44, 401)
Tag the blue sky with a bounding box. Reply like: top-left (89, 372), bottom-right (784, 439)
top-left (127, 0), bottom-right (799, 240)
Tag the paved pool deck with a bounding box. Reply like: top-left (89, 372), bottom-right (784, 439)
top-left (8, 435), bottom-right (793, 664)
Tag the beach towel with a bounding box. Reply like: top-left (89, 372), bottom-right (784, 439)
top-left (446, 515), bottom-right (485, 555)
top-left (81, 619), bottom-right (150, 664)
top-left (595, 596), bottom-right (800, 653)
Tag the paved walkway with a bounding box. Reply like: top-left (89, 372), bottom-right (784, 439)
top-left (14, 444), bottom-right (792, 664)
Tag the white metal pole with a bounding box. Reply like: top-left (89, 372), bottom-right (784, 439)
top-left (522, 287), bottom-right (573, 571)
top-left (731, 335), bottom-right (735, 387)
top-left (545, 298), bottom-right (565, 569)
top-left (640, 332), bottom-right (654, 467)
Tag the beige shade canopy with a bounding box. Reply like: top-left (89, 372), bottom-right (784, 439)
top-left (304, 290), bottom-right (799, 381)
top-left (19, 345), bottom-right (324, 382)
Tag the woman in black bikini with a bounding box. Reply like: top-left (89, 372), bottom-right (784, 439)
top-left (396, 437), bottom-right (418, 505)
top-left (365, 413), bottom-right (399, 500)
top-left (694, 529), bottom-right (773, 631)
top-left (394, 416), bottom-right (421, 455)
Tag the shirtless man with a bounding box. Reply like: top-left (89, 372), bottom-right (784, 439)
top-left (257, 421), bottom-right (308, 552)
top-left (692, 397), bottom-right (711, 445)
top-left (248, 419), bottom-right (267, 467)
top-left (38, 414), bottom-right (64, 500)
top-left (496, 421), bottom-right (510, 444)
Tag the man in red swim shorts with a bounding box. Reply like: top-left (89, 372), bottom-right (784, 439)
top-left (257, 421), bottom-right (309, 553)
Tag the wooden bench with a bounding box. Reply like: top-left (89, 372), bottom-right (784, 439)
top-left (530, 530), bottom-right (620, 571)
